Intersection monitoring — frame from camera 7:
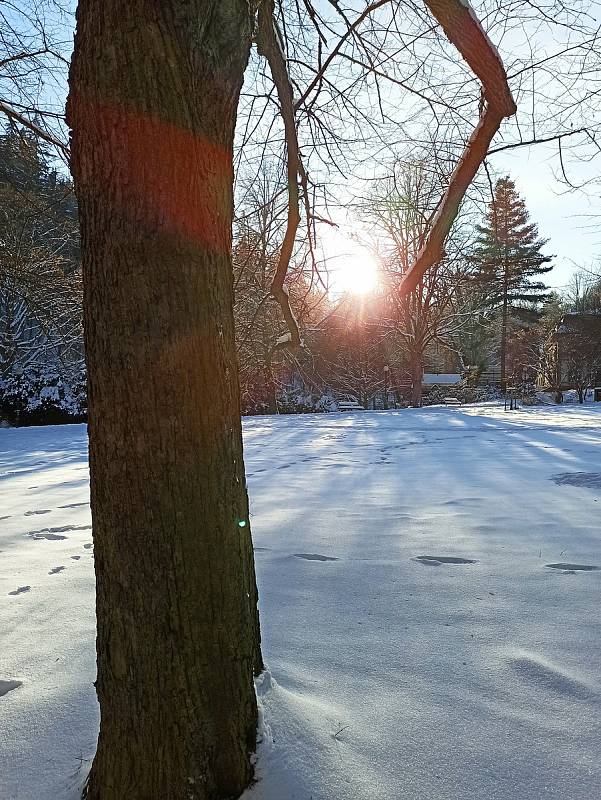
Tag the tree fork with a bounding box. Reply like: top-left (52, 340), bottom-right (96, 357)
top-left (67, 2), bottom-right (261, 797)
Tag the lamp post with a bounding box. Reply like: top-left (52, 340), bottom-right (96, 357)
top-left (383, 365), bottom-right (390, 410)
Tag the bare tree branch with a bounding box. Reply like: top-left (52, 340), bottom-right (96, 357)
top-left (256, 0), bottom-right (304, 348)
top-left (0, 99), bottom-right (69, 156)
top-left (488, 127), bottom-right (588, 155)
top-left (400, 0), bottom-right (517, 297)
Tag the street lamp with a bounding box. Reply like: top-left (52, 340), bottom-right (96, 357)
top-left (383, 365), bottom-right (390, 410)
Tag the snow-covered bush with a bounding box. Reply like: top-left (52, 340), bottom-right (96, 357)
top-left (421, 385), bottom-right (451, 406)
top-left (421, 383), bottom-right (503, 406)
top-left (241, 386), bottom-right (337, 415)
top-left (277, 387), bottom-right (336, 414)
top-left (562, 389), bottom-right (583, 405)
top-left (0, 365), bottom-right (87, 425)
top-left (314, 393), bottom-right (338, 413)
top-left (472, 385), bottom-right (503, 403)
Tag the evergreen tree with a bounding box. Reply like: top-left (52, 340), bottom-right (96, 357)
top-left (0, 124), bottom-right (82, 380)
top-left (471, 176), bottom-right (553, 386)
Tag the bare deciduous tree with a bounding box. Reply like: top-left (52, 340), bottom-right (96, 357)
top-left (362, 156), bottom-right (476, 405)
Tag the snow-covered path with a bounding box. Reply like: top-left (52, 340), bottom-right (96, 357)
top-left (1, 405), bottom-right (601, 799)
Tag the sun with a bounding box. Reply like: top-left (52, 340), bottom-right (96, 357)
top-left (333, 247), bottom-right (380, 295)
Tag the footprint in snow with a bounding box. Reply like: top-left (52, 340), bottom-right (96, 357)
top-left (8, 586), bottom-right (30, 596)
top-left (0, 679), bottom-right (22, 698)
top-left (546, 563), bottom-right (600, 573)
top-left (70, 555), bottom-right (81, 560)
top-left (27, 524), bottom-right (92, 541)
top-left (83, 543), bottom-right (93, 549)
top-left (24, 509), bottom-right (51, 516)
top-left (414, 555), bottom-right (477, 566)
top-left (551, 472), bottom-right (601, 490)
top-left (294, 553), bottom-right (338, 562)
top-left (48, 566), bottom-right (65, 575)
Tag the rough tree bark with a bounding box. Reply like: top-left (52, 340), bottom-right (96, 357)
top-left (67, 2), bottom-right (261, 798)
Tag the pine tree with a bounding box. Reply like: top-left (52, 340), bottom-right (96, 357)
top-left (471, 176), bottom-right (553, 387)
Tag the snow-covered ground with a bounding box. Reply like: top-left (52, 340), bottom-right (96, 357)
top-left (2, 404), bottom-right (601, 800)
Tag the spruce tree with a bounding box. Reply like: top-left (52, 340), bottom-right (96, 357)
top-left (471, 176), bottom-right (553, 387)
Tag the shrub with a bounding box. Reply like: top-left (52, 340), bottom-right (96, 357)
top-left (0, 365), bottom-right (87, 425)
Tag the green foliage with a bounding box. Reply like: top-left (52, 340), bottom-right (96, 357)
top-left (472, 176), bottom-right (553, 308)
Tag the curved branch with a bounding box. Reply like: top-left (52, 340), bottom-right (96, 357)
top-left (400, 0), bottom-right (517, 297)
top-left (256, 0), bottom-right (303, 349)
top-left (423, 0), bottom-right (516, 117)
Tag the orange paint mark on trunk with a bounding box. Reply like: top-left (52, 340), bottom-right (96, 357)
top-left (71, 92), bottom-right (232, 251)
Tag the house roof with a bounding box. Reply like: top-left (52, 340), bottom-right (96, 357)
top-left (555, 312), bottom-right (601, 337)
top-left (423, 373), bottom-right (462, 385)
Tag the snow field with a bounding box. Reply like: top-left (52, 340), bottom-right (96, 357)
top-left (1, 405), bottom-right (601, 799)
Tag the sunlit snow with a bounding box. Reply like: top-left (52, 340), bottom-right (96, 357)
top-left (1, 404), bottom-right (601, 799)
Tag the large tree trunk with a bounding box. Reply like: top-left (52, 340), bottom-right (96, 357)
top-left (67, 3), bottom-right (261, 798)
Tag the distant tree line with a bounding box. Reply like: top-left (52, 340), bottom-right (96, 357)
top-left (232, 166), bottom-right (576, 412)
top-left (0, 124), bottom-right (84, 424)
top-left (2, 126), bottom-right (600, 423)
